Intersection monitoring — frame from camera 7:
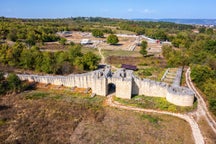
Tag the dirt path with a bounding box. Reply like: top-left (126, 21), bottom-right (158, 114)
top-left (105, 95), bottom-right (204, 144)
top-left (98, 47), bottom-right (105, 64)
top-left (97, 47), bottom-right (118, 70)
top-left (104, 67), bottom-right (216, 144)
top-left (186, 68), bottom-right (216, 134)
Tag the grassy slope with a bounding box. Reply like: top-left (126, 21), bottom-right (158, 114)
top-left (0, 88), bottom-right (194, 144)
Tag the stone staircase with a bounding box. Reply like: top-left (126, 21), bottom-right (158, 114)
top-left (161, 67), bottom-right (183, 86)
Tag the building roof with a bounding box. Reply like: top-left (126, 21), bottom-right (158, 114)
top-left (80, 39), bottom-right (92, 45)
top-left (121, 64), bottom-right (137, 70)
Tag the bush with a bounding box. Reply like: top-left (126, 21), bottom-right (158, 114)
top-left (92, 29), bottom-right (104, 38)
top-left (7, 73), bottom-right (22, 93)
top-left (107, 34), bottom-right (119, 45)
top-left (59, 38), bottom-right (67, 45)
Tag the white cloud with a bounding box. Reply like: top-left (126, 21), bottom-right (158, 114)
top-left (140, 9), bottom-right (155, 14)
top-left (127, 8), bottom-right (156, 15)
top-left (127, 8), bottom-right (134, 12)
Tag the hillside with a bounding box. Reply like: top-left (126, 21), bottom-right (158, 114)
top-left (133, 18), bottom-right (216, 26)
top-left (0, 88), bottom-right (194, 144)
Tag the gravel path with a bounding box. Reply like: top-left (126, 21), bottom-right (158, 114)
top-left (105, 95), bottom-right (204, 144)
top-left (186, 68), bottom-right (216, 134)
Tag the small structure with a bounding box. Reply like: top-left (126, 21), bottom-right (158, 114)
top-left (121, 64), bottom-right (137, 71)
top-left (80, 39), bottom-right (92, 45)
top-left (57, 31), bottom-right (72, 37)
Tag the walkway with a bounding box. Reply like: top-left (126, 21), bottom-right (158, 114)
top-left (105, 95), bottom-right (204, 144)
top-left (104, 67), bottom-right (216, 143)
top-left (98, 47), bottom-right (105, 64)
top-left (186, 68), bottom-right (216, 134)
top-left (97, 46), bottom-right (118, 70)
top-left (104, 67), bottom-right (215, 144)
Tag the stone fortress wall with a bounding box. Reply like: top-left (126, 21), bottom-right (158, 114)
top-left (17, 66), bottom-right (194, 107)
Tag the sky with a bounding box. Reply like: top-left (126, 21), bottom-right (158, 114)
top-left (0, 0), bottom-right (215, 19)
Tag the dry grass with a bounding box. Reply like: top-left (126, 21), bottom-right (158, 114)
top-left (0, 88), bottom-right (194, 144)
top-left (197, 116), bottom-right (216, 144)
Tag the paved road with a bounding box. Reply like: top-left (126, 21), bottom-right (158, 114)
top-left (186, 68), bottom-right (216, 134)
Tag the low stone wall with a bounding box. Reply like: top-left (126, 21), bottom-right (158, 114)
top-left (132, 76), bottom-right (168, 97)
top-left (166, 86), bottom-right (195, 106)
top-left (132, 75), bottom-right (194, 107)
top-left (17, 66), bottom-right (195, 107)
top-left (18, 73), bottom-right (93, 88)
top-left (172, 67), bottom-right (183, 87)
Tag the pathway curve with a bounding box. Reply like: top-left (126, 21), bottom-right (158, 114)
top-left (104, 67), bottom-right (216, 143)
top-left (105, 95), bottom-right (204, 144)
top-left (186, 68), bottom-right (216, 134)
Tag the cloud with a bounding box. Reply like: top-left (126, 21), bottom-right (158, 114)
top-left (127, 8), bottom-right (134, 12)
top-left (140, 9), bottom-right (155, 14)
top-left (127, 8), bottom-right (155, 15)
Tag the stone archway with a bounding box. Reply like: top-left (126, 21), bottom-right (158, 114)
top-left (107, 83), bottom-right (116, 95)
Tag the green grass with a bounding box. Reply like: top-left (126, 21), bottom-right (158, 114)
top-left (102, 49), bottom-right (141, 57)
top-left (25, 92), bottom-right (48, 99)
top-left (140, 114), bottom-right (162, 124)
top-left (115, 30), bottom-right (136, 35)
top-left (0, 119), bottom-right (6, 126)
top-left (23, 89), bottom-right (105, 106)
top-left (114, 95), bottom-right (197, 113)
top-left (135, 67), bottom-right (167, 81)
top-left (81, 47), bottom-right (99, 55)
top-left (157, 68), bottom-right (167, 81)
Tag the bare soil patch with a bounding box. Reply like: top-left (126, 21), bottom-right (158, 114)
top-left (198, 116), bottom-right (216, 144)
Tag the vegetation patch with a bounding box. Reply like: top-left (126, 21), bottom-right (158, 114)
top-left (135, 67), bottom-right (166, 81)
top-left (0, 119), bottom-right (6, 126)
top-left (114, 95), bottom-right (197, 113)
top-left (140, 114), bottom-right (162, 124)
top-left (25, 92), bottom-right (47, 99)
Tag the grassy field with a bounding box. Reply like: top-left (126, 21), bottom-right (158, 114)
top-left (114, 95), bottom-right (197, 113)
top-left (81, 47), bottom-right (99, 55)
top-left (134, 67), bottom-right (167, 81)
top-left (0, 88), bottom-right (195, 144)
top-left (102, 49), bottom-right (142, 58)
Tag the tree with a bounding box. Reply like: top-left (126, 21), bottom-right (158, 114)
top-left (68, 45), bottom-right (82, 63)
top-left (20, 49), bottom-right (34, 69)
top-left (6, 42), bottom-right (25, 66)
top-left (59, 38), bottom-right (67, 45)
top-left (190, 64), bottom-right (214, 84)
top-left (92, 29), bottom-right (104, 38)
top-left (26, 31), bottom-right (36, 46)
top-left (75, 52), bottom-right (100, 70)
top-left (41, 52), bottom-right (55, 73)
top-left (7, 30), bottom-right (18, 42)
top-left (0, 71), bottom-right (6, 94)
top-left (198, 27), bottom-right (206, 33)
top-left (7, 73), bottom-right (22, 93)
top-left (139, 40), bottom-right (147, 56)
top-left (0, 44), bottom-right (9, 64)
top-left (107, 34), bottom-right (119, 45)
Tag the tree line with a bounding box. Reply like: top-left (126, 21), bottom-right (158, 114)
top-left (0, 43), bottom-right (100, 74)
top-left (162, 28), bottom-right (216, 115)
